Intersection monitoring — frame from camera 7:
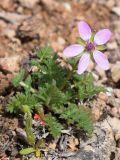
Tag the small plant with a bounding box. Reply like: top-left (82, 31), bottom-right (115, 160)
top-left (19, 107), bottom-right (44, 157)
top-left (6, 21), bottom-right (111, 157)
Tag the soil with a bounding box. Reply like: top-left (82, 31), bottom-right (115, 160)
top-left (0, 0), bottom-right (120, 159)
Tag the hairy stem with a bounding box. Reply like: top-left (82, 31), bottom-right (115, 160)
top-left (20, 81), bottom-right (36, 93)
top-left (60, 59), bottom-right (78, 91)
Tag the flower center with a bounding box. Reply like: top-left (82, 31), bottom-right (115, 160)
top-left (85, 42), bottom-right (95, 52)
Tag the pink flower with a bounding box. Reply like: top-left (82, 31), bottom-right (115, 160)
top-left (63, 21), bottom-right (112, 74)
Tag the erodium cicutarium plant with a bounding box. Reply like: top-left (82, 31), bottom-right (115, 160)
top-left (6, 21), bottom-right (112, 158)
top-left (63, 21), bottom-right (112, 74)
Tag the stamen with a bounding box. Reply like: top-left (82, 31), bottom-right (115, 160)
top-left (85, 42), bottom-right (95, 51)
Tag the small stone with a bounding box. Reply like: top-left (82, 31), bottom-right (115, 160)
top-left (17, 6), bottom-right (24, 14)
top-left (0, 73), bottom-right (12, 93)
top-left (3, 28), bottom-right (16, 39)
top-left (116, 148), bottom-right (120, 159)
top-left (57, 37), bottom-right (66, 45)
top-left (107, 0), bottom-right (115, 9)
top-left (98, 92), bottom-right (108, 102)
top-left (63, 2), bottom-right (72, 12)
top-left (107, 117), bottom-right (120, 135)
top-left (0, 20), bottom-right (7, 30)
top-left (0, 0), bottom-right (15, 11)
top-left (111, 62), bottom-right (120, 83)
top-left (0, 55), bottom-right (21, 72)
top-left (16, 128), bottom-right (28, 144)
top-left (107, 41), bottom-right (118, 50)
top-left (92, 107), bottom-right (101, 121)
top-left (18, 0), bottom-right (39, 9)
top-left (40, 0), bottom-right (59, 11)
top-left (106, 87), bottom-right (113, 96)
top-left (113, 89), bottom-right (120, 98)
top-left (111, 107), bottom-right (118, 117)
top-left (112, 7), bottom-right (120, 16)
top-left (48, 142), bottom-right (56, 150)
top-left (0, 12), bottom-right (28, 24)
top-left (115, 133), bottom-right (120, 141)
top-left (68, 136), bottom-right (79, 151)
top-left (107, 97), bottom-right (120, 108)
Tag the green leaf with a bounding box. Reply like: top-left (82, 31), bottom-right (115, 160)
top-left (24, 75), bottom-right (32, 87)
top-left (12, 69), bottom-right (25, 87)
top-left (96, 45), bottom-right (106, 51)
top-left (37, 46), bottom-right (53, 61)
top-left (60, 104), bottom-right (93, 135)
top-left (6, 92), bottom-right (37, 113)
top-left (45, 114), bottom-right (62, 138)
top-left (25, 112), bottom-right (35, 145)
top-left (90, 32), bottom-right (95, 42)
top-left (73, 73), bottom-right (105, 101)
top-left (38, 80), bottom-right (69, 106)
top-left (76, 37), bottom-right (85, 45)
top-left (22, 105), bottom-right (30, 113)
top-left (19, 147), bottom-right (35, 155)
top-left (6, 46), bottom-right (96, 139)
top-left (35, 139), bottom-right (44, 150)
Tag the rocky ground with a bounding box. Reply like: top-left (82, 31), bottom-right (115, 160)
top-left (0, 0), bottom-right (120, 159)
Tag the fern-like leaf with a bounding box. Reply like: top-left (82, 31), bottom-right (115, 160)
top-left (44, 114), bottom-right (62, 138)
top-left (74, 73), bottom-right (105, 101)
top-left (6, 92), bottom-right (37, 113)
top-left (60, 104), bottom-right (93, 135)
top-left (12, 69), bottom-right (25, 87)
top-left (38, 80), bottom-right (69, 106)
top-left (37, 46), bottom-right (53, 60)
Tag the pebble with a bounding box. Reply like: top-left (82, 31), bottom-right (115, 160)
top-left (112, 7), bottom-right (120, 16)
top-left (18, 0), bottom-right (39, 9)
top-left (106, 0), bottom-right (115, 9)
top-left (92, 107), bottom-right (101, 121)
top-left (111, 62), bottom-right (120, 83)
top-left (107, 117), bottom-right (120, 135)
top-left (0, 55), bottom-right (21, 72)
top-left (63, 2), bottom-right (72, 12)
top-left (3, 28), bottom-right (16, 39)
top-left (107, 41), bottom-right (118, 50)
top-left (98, 92), bottom-right (108, 102)
top-left (0, 0), bottom-right (15, 11)
top-left (106, 87), bottom-right (113, 96)
top-left (57, 37), bottom-right (66, 45)
top-left (107, 97), bottom-right (120, 108)
top-left (113, 89), bottom-right (120, 98)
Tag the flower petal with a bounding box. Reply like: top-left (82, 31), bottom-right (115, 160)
top-left (93, 50), bottom-right (109, 70)
top-left (78, 21), bottom-right (92, 41)
top-left (63, 44), bottom-right (84, 58)
top-left (77, 53), bottom-right (90, 74)
top-left (94, 29), bottom-right (112, 45)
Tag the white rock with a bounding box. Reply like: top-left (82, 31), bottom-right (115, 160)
top-left (57, 37), bottom-right (66, 45)
top-left (112, 7), bottom-right (120, 16)
top-left (63, 2), bottom-right (72, 12)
